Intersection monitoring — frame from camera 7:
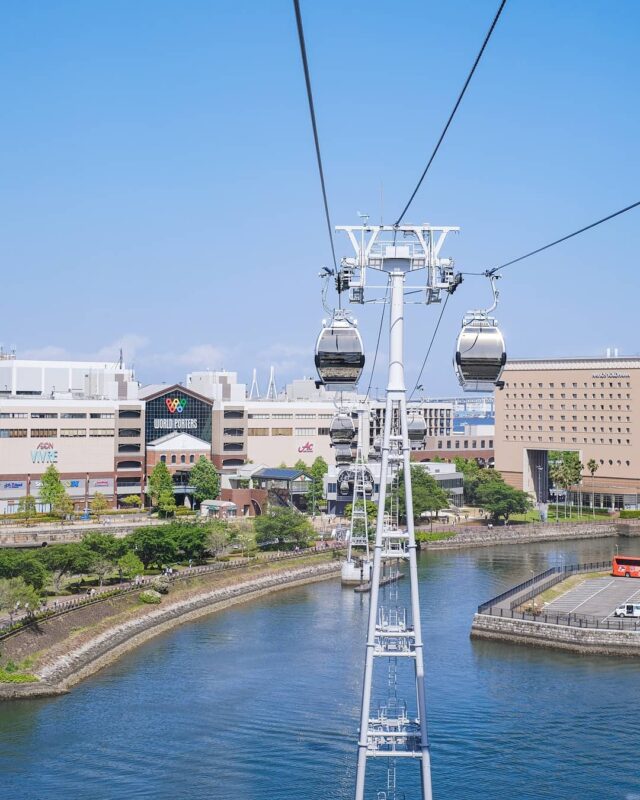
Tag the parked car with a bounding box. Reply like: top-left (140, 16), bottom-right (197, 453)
top-left (613, 603), bottom-right (640, 618)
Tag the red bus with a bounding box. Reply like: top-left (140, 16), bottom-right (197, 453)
top-left (612, 556), bottom-right (640, 578)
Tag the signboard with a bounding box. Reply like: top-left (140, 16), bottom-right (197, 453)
top-left (145, 392), bottom-right (212, 444)
top-left (31, 441), bottom-right (58, 464)
top-left (0, 480), bottom-right (27, 499)
top-left (31, 479), bottom-right (86, 497)
top-left (89, 478), bottom-right (114, 494)
top-left (297, 441), bottom-right (314, 454)
top-left (592, 372), bottom-right (630, 379)
top-left (154, 417), bottom-right (197, 431)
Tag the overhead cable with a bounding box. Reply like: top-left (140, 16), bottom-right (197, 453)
top-left (293, 0), bottom-right (339, 286)
top-left (488, 199), bottom-right (640, 274)
top-left (409, 293), bottom-right (450, 400)
top-left (395, 0), bottom-right (507, 225)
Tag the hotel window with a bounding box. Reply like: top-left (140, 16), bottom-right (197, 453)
top-left (295, 428), bottom-right (315, 436)
top-left (248, 428), bottom-right (268, 436)
top-left (0, 428), bottom-right (27, 438)
top-left (60, 428), bottom-right (86, 437)
top-left (31, 412), bottom-right (58, 419)
top-left (90, 413), bottom-right (114, 419)
top-left (90, 429), bottom-right (114, 437)
top-left (60, 412), bottom-right (86, 419)
top-left (31, 428), bottom-right (56, 437)
top-left (271, 428), bottom-right (293, 436)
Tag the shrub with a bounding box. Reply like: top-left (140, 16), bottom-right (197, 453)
top-left (0, 668), bottom-right (38, 683)
top-left (149, 576), bottom-right (171, 594)
top-left (620, 510), bottom-right (640, 519)
top-left (139, 590), bottom-right (162, 604)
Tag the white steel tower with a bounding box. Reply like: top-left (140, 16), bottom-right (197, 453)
top-left (341, 406), bottom-right (373, 585)
top-left (336, 224), bottom-right (459, 800)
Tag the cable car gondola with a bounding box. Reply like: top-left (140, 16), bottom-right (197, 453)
top-left (315, 311), bottom-right (365, 392)
top-left (454, 276), bottom-right (506, 392)
top-left (334, 444), bottom-right (353, 466)
top-left (329, 412), bottom-right (355, 446)
top-left (407, 412), bottom-right (427, 449)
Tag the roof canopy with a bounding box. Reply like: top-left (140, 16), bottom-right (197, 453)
top-left (147, 432), bottom-right (212, 451)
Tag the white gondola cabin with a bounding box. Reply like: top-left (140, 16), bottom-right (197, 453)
top-left (454, 313), bottom-right (506, 392)
top-left (315, 313), bottom-right (365, 392)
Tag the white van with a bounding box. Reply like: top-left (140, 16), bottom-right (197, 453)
top-left (613, 603), bottom-right (640, 618)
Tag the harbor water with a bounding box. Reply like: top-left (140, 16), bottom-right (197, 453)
top-left (1, 535), bottom-right (639, 799)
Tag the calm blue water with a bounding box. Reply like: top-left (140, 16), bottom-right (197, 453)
top-left (1, 537), bottom-right (639, 800)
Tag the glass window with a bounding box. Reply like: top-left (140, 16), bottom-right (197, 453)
top-left (118, 428), bottom-right (141, 438)
top-left (60, 428), bottom-right (86, 437)
top-left (171, 455), bottom-right (177, 464)
top-left (60, 412), bottom-right (86, 419)
top-left (161, 455), bottom-right (166, 463)
top-left (90, 413), bottom-right (114, 419)
top-left (89, 429), bottom-right (115, 437)
top-left (271, 428), bottom-right (293, 436)
top-left (190, 454), bottom-right (195, 463)
top-left (180, 454), bottom-right (186, 464)
top-left (0, 428), bottom-right (27, 438)
top-left (295, 428), bottom-right (315, 436)
top-left (248, 428), bottom-right (269, 436)
top-left (31, 428), bottom-right (57, 437)
top-left (31, 412), bottom-right (58, 419)
top-left (118, 409), bottom-right (141, 419)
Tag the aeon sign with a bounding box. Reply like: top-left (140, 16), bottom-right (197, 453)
top-left (31, 441), bottom-right (58, 464)
top-left (165, 397), bottom-right (188, 414)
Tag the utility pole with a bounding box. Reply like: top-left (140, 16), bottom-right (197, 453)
top-left (337, 223), bottom-right (458, 800)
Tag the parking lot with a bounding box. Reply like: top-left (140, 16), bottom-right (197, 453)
top-left (545, 576), bottom-right (640, 621)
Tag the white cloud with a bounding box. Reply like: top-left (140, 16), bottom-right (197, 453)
top-left (20, 345), bottom-right (70, 360)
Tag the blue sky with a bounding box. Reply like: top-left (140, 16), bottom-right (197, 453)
top-left (0, 0), bottom-right (638, 396)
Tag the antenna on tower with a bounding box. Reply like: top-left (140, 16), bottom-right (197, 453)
top-left (249, 368), bottom-right (261, 400)
top-left (118, 348), bottom-right (124, 369)
top-left (266, 366), bottom-right (278, 401)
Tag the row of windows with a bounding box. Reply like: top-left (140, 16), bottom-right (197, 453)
top-left (505, 381), bottom-right (631, 389)
top-left (0, 428), bottom-right (117, 438)
top-left (247, 427), bottom-right (330, 437)
top-left (160, 454), bottom-right (198, 464)
top-left (505, 393), bottom-right (631, 401)
top-left (505, 403), bottom-right (630, 412)
top-left (436, 439), bottom-right (493, 450)
top-left (0, 411), bottom-right (119, 420)
top-left (505, 434), bottom-right (631, 446)
top-left (506, 413), bottom-right (630, 422)
top-left (506, 424), bottom-right (631, 434)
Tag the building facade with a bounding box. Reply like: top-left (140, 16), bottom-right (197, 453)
top-left (495, 357), bottom-right (640, 509)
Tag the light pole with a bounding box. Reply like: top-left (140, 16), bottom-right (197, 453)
top-left (536, 464), bottom-right (544, 522)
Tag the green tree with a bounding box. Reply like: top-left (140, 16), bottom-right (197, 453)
top-left (90, 493), bottom-right (109, 516)
top-left (587, 458), bottom-right (599, 518)
top-left (254, 507), bottom-right (313, 550)
top-left (117, 551), bottom-right (144, 581)
top-left (476, 482), bottom-right (532, 525)
top-left (39, 464), bottom-right (66, 511)
top-left (121, 494), bottom-right (142, 508)
top-left (293, 459), bottom-right (308, 473)
top-left (308, 456), bottom-right (328, 514)
top-left (169, 523), bottom-right (208, 562)
top-left (0, 550), bottom-right (49, 591)
top-left (344, 499), bottom-right (377, 540)
top-left (396, 466), bottom-right (449, 523)
top-left (82, 532), bottom-right (124, 561)
top-left (148, 461), bottom-right (174, 505)
top-left (0, 577), bottom-right (40, 616)
top-left (126, 526), bottom-right (177, 569)
top-left (550, 451), bottom-right (583, 518)
top-left (207, 521), bottom-right (230, 557)
top-left (158, 490), bottom-right (177, 518)
top-left (53, 492), bottom-right (74, 519)
top-left (454, 457), bottom-right (505, 505)
top-left (17, 495), bottom-right (37, 521)
top-left (189, 457), bottom-right (220, 504)
top-left (40, 543), bottom-right (95, 591)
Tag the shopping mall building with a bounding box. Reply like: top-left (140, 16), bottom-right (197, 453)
top-left (0, 358), bottom-right (144, 512)
top-left (494, 356), bottom-right (640, 509)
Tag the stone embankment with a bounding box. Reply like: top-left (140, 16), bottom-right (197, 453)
top-left (0, 560), bottom-right (340, 699)
top-left (471, 613), bottom-right (640, 657)
top-left (424, 520), bottom-right (640, 550)
top-left (0, 516), bottom-right (162, 548)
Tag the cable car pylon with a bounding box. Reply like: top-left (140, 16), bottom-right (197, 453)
top-left (335, 222), bottom-right (459, 800)
top-left (341, 405), bottom-right (373, 586)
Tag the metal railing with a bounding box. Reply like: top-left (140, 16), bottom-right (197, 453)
top-left (477, 560), bottom-right (612, 614)
top-left (0, 544), bottom-right (343, 641)
top-left (480, 605), bottom-right (640, 632)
